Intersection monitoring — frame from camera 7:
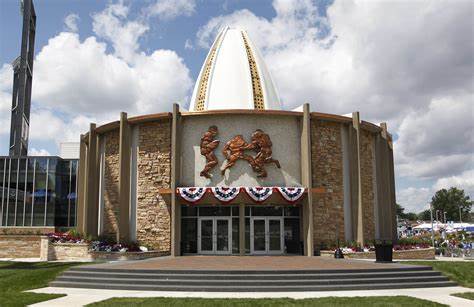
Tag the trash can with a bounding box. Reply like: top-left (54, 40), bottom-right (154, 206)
top-left (375, 240), bottom-right (393, 262)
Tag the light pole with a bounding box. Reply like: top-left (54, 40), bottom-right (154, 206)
top-left (443, 212), bottom-right (447, 224)
top-left (459, 206), bottom-right (463, 224)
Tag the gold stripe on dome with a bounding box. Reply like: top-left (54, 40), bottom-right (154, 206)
top-left (194, 32), bottom-right (223, 111)
top-left (241, 32), bottom-right (264, 110)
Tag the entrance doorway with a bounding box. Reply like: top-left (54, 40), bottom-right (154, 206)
top-left (198, 217), bottom-right (232, 254)
top-left (250, 217), bottom-right (284, 254)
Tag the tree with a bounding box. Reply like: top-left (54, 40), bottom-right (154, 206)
top-left (431, 187), bottom-right (472, 222)
top-left (418, 209), bottom-right (431, 221)
top-left (396, 203), bottom-right (419, 221)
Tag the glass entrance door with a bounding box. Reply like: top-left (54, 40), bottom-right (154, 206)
top-left (198, 217), bottom-right (231, 254)
top-left (250, 217), bottom-right (284, 254)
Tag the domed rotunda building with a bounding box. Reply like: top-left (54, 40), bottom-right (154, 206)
top-left (76, 27), bottom-right (397, 256)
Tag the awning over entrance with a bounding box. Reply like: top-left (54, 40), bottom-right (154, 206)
top-left (177, 187), bottom-right (309, 204)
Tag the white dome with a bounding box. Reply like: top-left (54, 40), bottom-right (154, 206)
top-left (190, 26), bottom-right (282, 111)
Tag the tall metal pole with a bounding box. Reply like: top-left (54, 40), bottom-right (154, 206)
top-left (430, 203), bottom-right (435, 248)
top-left (459, 206), bottom-right (462, 224)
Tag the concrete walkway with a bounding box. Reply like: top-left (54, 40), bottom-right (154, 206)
top-left (28, 286), bottom-right (474, 307)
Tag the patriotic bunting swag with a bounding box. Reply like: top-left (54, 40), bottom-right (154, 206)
top-left (211, 187), bottom-right (240, 203)
top-left (276, 187), bottom-right (305, 202)
top-left (178, 187), bottom-right (305, 204)
top-left (244, 187), bottom-right (273, 202)
top-left (178, 187), bottom-right (207, 203)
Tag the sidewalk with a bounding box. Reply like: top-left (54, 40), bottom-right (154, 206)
top-left (29, 286), bottom-right (474, 307)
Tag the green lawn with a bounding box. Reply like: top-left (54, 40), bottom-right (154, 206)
top-left (405, 261), bottom-right (474, 288)
top-left (451, 292), bottom-right (474, 300)
top-left (88, 296), bottom-right (446, 307)
top-left (0, 261), bottom-right (81, 307)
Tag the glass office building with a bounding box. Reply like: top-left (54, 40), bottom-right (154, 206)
top-left (0, 156), bottom-right (78, 227)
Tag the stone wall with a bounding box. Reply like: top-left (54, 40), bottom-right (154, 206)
top-left (47, 243), bottom-right (91, 261)
top-left (0, 235), bottom-right (41, 258)
top-left (321, 248), bottom-right (435, 260)
top-left (311, 120), bottom-right (345, 247)
top-left (136, 120), bottom-right (172, 251)
top-left (360, 130), bottom-right (376, 242)
top-left (0, 227), bottom-right (56, 235)
top-left (103, 130), bottom-right (120, 239)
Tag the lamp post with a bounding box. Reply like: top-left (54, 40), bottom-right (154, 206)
top-left (459, 206), bottom-right (463, 224)
top-left (443, 212), bottom-right (447, 224)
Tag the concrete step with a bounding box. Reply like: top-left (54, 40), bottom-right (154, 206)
top-left (48, 280), bottom-right (458, 292)
top-left (54, 275), bottom-right (450, 286)
top-left (68, 266), bottom-right (433, 275)
top-left (60, 270), bottom-right (442, 281)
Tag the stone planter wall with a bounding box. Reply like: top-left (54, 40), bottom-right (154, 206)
top-left (0, 235), bottom-right (42, 258)
top-left (321, 247), bottom-right (435, 260)
top-left (89, 250), bottom-right (170, 261)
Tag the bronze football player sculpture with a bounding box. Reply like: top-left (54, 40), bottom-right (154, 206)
top-left (199, 126), bottom-right (220, 178)
top-left (248, 129), bottom-right (281, 177)
top-left (221, 135), bottom-right (255, 175)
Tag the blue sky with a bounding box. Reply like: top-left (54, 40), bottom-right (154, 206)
top-left (0, 0), bottom-right (472, 213)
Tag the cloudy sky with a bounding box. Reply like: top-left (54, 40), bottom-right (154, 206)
top-left (0, 0), bottom-right (472, 213)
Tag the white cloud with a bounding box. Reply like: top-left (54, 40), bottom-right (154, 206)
top-left (184, 39), bottom-right (193, 50)
top-left (0, 64), bottom-right (12, 136)
top-left (146, 0), bottom-right (196, 20)
top-left (395, 95), bottom-right (474, 179)
top-left (0, 1), bottom-right (194, 154)
top-left (64, 13), bottom-right (80, 32)
top-left (92, 2), bottom-right (149, 62)
top-left (397, 187), bottom-right (432, 213)
top-left (29, 148), bottom-right (51, 156)
top-left (434, 169), bottom-right (474, 198)
top-left (197, 0), bottom-right (474, 199)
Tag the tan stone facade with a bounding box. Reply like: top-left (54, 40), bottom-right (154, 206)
top-left (103, 130), bottom-right (120, 239)
top-left (76, 107), bottom-right (395, 256)
top-left (0, 235), bottom-right (41, 258)
top-left (311, 120), bottom-right (345, 247)
top-left (360, 130), bottom-right (376, 242)
top-left (136, 121), bottom-right (172, 251)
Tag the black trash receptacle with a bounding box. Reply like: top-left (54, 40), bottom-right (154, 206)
top-left (375, 241), bottom-right (393, 262)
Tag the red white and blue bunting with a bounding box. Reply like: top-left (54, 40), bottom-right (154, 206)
top-left (276, 187), bottom-right (305, 203)
top-left (211, 187), bottom-right (240, 203)
top-left (244, 187), bottom-right (273, 202)
top-left (177, 187), bottom-right (207, 203)
top-left (177, 186), bottom-right (306, 204)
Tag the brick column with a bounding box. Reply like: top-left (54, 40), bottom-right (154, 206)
top-left (301, 103), bottom-right (314, 256)
top-left (239, 203), bottom-right (245, 255)
top-left (118, 112), bottom-right (131, 242)
top-left (76, 134), bottom-right (87, 233)
top-left (84, 123), bottom-right (99, 236)
top-left (171, 104), bottom-right (181, 256)
top-left (350, 112), bottom-right (364, 246)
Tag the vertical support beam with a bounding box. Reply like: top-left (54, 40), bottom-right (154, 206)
top-left (381, 123), bottom-right (397, 242)
top-left (118, 112), bottom-right (131, 242)
top-left (171, 104), bottom-right (181, 256)
top-left (84, 123), bottom-right (99, 236)
top-left (239, 203), bottom-right (245, 255)
top-left (374, 131), bottom-right (386, 240)
top-left (301, 103), bottom-right (314, 256)
top-left (352, 112), bottom-right (364, 246)
top-left (76, 134), bottom-right (87, 233)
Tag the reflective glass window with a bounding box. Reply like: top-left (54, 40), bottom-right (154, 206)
top-left (7, 159), bottom-right (19, 226)
top-left (33, 159), bottom-right (47, 226)
top-left (0, 158), bottom-right (6, 226)
top-left (15, 159), bottom-right (27, 226)
top-left (24, 158), bottom-right (35, 226)
top-left (69, 160), bottom-right (78, 227)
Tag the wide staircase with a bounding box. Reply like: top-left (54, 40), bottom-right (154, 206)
top-left (50, 266), bottom-right (456, 291)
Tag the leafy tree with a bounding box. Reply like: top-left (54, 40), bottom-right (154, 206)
top-left (396, 203), bottom-right (418, 221)
top-left (418, 209), bottom-right (431, 221)
top-left (431, 187), bottom-right (472, 222)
